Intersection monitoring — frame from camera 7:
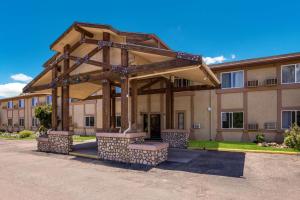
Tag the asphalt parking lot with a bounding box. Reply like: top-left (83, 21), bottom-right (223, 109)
top-left (0, 139), bottom-right (299, 200)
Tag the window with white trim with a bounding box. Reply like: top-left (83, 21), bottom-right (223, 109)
top-left (221, 112), bottom-right (244, 129)
top-left (85, 116), bottom-right (95, 127)
top-left (174, 77), bottom-right (191, 88)
top-left (32, 118), bottom-right (39, 127)
top-left (281, 64), bottom-right (300, 84)
top-left (221, 71), bottom-right (244, 89)
top-left (7, 101), bottom-right (13, 109)
top-left (31, 97), bottom-right (38, 107)
top-left (19, 99), bottom-right (24, 108)
top-left (282, 110), bottom-right (300, 129)
top-left (46, 95), bottom-right (52, 105)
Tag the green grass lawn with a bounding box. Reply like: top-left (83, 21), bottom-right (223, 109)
top-left (72, 135), bottom-right (96, 142)
top-left (189, 140), bottom-right (300, 153)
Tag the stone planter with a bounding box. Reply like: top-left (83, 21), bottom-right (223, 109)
top-left (128, 142), bottom-right (169, 166)
top-left (96, 132), bottom-right (145, 163)
top-left (161, 129), bottom-right (190, 149)
top-left (37, 131), bottom-right (73, 154)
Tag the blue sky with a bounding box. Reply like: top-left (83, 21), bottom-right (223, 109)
top-left (0, 0), bottom-right (300, 97)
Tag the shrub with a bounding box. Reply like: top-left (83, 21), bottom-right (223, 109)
top-left (284, 124), bottom-right (300, 149)
top-left (255, 133), bottom-right (265, 143)
top-left (35, 105), bottom-right (52, 129)
top-left (18, 130), bottom-right (33, 138)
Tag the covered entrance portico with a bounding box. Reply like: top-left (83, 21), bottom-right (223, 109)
top-left (24, 22), bottom-right (219, 165)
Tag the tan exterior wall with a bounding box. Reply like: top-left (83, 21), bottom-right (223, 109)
top-left (282, 89), bottom-right (300, 107)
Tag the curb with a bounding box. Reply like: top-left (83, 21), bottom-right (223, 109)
top-left (188, 147), bottom-right (300, 155)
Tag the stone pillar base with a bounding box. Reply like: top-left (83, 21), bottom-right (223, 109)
top-left (37, 131), bottom-right (73, 154)
top-left (161, 129), bottom-right (190, 149)
top-left (96, 132), bottom-right (145, 163)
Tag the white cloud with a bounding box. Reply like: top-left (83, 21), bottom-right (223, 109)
top-left (203, 56), bottom-right (226, 65)
top-left (204, 54), bottom-right (237, 65)
top-left (0, 82), bottom-right (26, 98)
top-left (11, 73), bottom-right (33, 82)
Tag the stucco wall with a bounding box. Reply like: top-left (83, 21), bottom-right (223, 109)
top-left (282, 88), bottom-right (300, 107)
top-left (247, 90), bottom-right (277, 129)
top-left (221, 93), bottom-right (243, 109)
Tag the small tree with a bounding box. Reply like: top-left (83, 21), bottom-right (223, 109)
top-left (35, 104), bottom-right (52, 136)
top-left (284, 123), bottom-right (300, 150)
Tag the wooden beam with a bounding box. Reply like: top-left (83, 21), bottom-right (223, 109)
top-left (128, 59), bottom-right (199, 75)
top-left (121, 48), bottom-right (129, 131)
top-left (102, 79), bottom-right (111, 130)
top-left (62, 44), bottom-right (70, 131)
top-left (74, 25), bottom-right (94, 38)
top-left (51, 66), bottom-right (58, 130)
top-left (165, 79), bottom-right (174, 129)
top-left (57, 46), bottom-right (102, 82)
top-left (102, 32), bottom-right (111, 130)
top-left (138, 77), bottom-right (165, 92)
top-left (83, 38), bottom-right (202, 62)
top-left (111, 87), bottom-right (116, 129)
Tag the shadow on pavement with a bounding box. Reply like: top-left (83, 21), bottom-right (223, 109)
top-left (157, 150), bottom-right (246, 178)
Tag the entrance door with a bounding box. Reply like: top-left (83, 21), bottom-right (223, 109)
top-left (150, 114), bottom-right (161, 139)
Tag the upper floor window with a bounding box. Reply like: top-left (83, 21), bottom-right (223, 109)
top-left (281, 64), bottom-right (300, 84)
top-left (31, 97), bottom-right (38, 107)
top-left (174, 77), bottom-right (191, 88)
top-left (46, 95), bottom-right (52, 105)
top-left (7, 101), bottom-right (13, 109)
top-left (282, 110), bottom-right (300, 129)
top-left (221, 71), bottom-right (244, 89)
top-left (19, 99), bottom-right (25, 108)
top-left (221, 112), bottom-right (244, 129)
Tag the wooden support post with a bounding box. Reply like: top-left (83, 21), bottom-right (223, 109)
top-left (131, 80), bottom-right (138, 130)
top-left (51, 66), bottom-right (58, 130)
top-left (111, 87), bottom-right (116, 129)
top-left (62, 44), bottom-right (70, 131)
top-left (121, 48), bottom-right (129, 131)
top-left (102, 32), bottom-right (111, 130)
top-left (102, 80), bottom-right (111, 130)
top-left (166, 79), bottom-right (174, 129)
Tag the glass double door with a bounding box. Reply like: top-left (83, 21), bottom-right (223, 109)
top-left (143, 114), bottom-right (161, 140)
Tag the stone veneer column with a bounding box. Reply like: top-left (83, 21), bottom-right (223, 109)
top-left (48, 131), bottom-right (73, 154)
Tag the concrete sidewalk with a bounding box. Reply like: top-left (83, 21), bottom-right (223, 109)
top-left (0, 139), bottom-right (299, 200)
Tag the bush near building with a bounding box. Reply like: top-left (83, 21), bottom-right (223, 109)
top-left (284, 124), bottom-right (300, 150)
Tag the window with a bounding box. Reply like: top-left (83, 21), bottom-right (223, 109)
top-left (282, 110), bottom-right (300, 129)
top-left (8, 119), bottom-right (13, 126)
top-left (19, 118), bottom-right (25, 127)
top-left (177, 112), bottom-right (185, 129)
top-left (174, 77), bottom-right (191, 88)
top-left (115, 115), bottom-right (121, 128)
top-left (18, 99), bottom-right (25, 108)
top-left (115, 87), bottom-right (121, 94)
top-left (31, 97), bottom-right (38, 107)
top-left (46, 95), bottom-right (52, 105)
top-left (221, 71), bottom-right (244, 89)
top-left (7, 101), bottom-right (13, 109)
top-left (221, 112), bottom-right (244, 129)
top-left (85, 116), bottom-right (95, 127)
top-left (282, 64), bottom-right (300, 84)
top-left (32, 118), bottom-right (39, 127)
